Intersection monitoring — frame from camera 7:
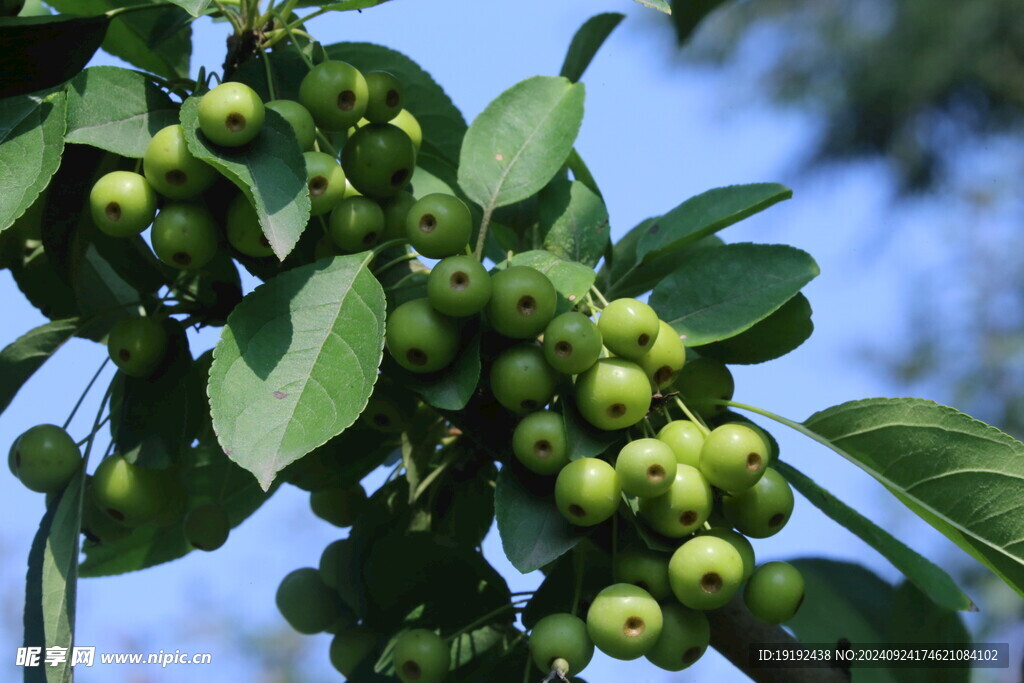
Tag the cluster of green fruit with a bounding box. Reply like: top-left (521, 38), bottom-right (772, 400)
top-left (87, 59), bottom-right (428, 268)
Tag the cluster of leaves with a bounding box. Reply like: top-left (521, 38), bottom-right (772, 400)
top-left (2, 1), bottom-right (1024, 681)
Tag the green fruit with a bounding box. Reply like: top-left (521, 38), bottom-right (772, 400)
top-left (91, 455), bottom-right (166, 526)
top-left (615, 438), bottom-right (677, 498)
top-left (265, 99), bottom-right (316, 150)
top-left (554, 457), bottom-right (621, 526)
top-left (575, 358), bottom-right (652, 431)
top-left (304, 151), bottom-right (347, 216)
top-left (637, 320), bottom-right (685, 390)
top-left (330, 628), bottom-right (377, 677)
top-left (183, 502), bottom-right (230, 551)
top-left (386, 298), bottom-right (459, 373)
top-left (612, 550), bottom-right (672, 601)
top-left (585, 583), bottom-right (663, 660)
top-left (151, 202), bottom-right (219, 270)
top-left (7, 440), bottom-right (16, 477)
top-left (319, 538), bottom-right (350, 590)
top-left (598, 298), bottom-right (661, 360)
top-left (310, 484), bottom-right (367, 527)
top-left (198, 82), bottom-right (265, 147)
top-left (637, 464), bottom-right (713, 537)
top-left (341, 123), bottom-right (416, 198)
top-left (542, 312), bottom-right (602, 375)
top-left (512, 410), bottom-right (568, 475)
top-left (645, 603), bottom-right (710, 672)
top-left (674, 356), bottom-right (734, 420)
top-left (406, 193), bottom-right (472, 259)
top-left (107, 316), bottom-right (168, 378)
top-left (489, 345), bottom-right (558, 413)
top-left (3, 0), bottom-right (25, 16)
top-left (740, 421), bottom-right (777, 464)
top-left (143, 124), bottom-right (217, 199)
top-left (656, 420), bottom-right (705, 468)
top-left (10, 424), bottom-right (81, 493)
top-left (721, 467), bottom-right (794, 538)
top-left (390, 108), bottom-right (422, 150)
top-left (393, 629), bottom-right (449, 683)
top-left (276, 567), bottom-right (342, 634)
top-left (226, 193), bottom-right (274, 257)
top-left (427, 255), bottom-right (492, 317)
top-left (89, 171), bottom-right (157, 237)
top-left (328, 196), bottom-right (385, 251)
top-left (360, 380), bottom-right (415, 433)
top-left (363, 70), bottom-right (404, 123)
top-left (699, 423), bottom-right (768, 492)
top-left (298, 60), bottom-right (369, 131)
top-left (80, 475), bottom-right (132, 545)
top-left (380, 191), bottom-right (416, 241)
top-left (530, 613), bottom-right (594, 675)
top-left (698, 527), bottom-right (756, 580)
top-left (744, 562), bottom-right (805, 623)
top-left (487, 266), bottom-right (557, 339)
top-left (668, 535), bottom-right (745, 610)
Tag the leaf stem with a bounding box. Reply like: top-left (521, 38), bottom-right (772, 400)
top-left (674, 397), bottom-right (710, 435)
top-left (473, 205), bottom-right (493, 261)
top-left (64, 358), bottom-right (110, 431)
top-left (717, 399), bottom-right (833, 450)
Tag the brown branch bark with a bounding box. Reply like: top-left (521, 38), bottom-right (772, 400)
top-left (707, 595), bottom-right (851, 683)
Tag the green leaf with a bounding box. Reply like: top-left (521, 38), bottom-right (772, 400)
top-left (522, 542), bottom-right (613, 629)
top-left (0, 89), bottom-right (66, 232)
top-left (280, 427), bottom-right (397, 493)
top-left (23, 470), bottom-right (84, 683)
top-left (650, 243), bottom-right (819, 346)
top-left (208, 254), bottom-right (386, 490)
top-left (459, 76), bottom-right (585, 216)
top-left (635, 183), bottom-right (792, 263)
top-left (803, 397), bottom-right (1024, 599)
top-left (633, 0), bottom-right (671, 13)
top-left (886, 582), bottom-right (971, 683)
top-left (0, 14), bottom-right (109, 98)
top-left (495, 465), bottom-right (588, 573)
top-left (169, 0), bottom-right (211, 16)
top-left (696, 292), bottom-right (814, 364)
top-left (382, 326), bottom-right (481, 411)
top-left (320, 0), bottom-right (393, 10)
top-left (0, 318), bottom-right (78, 417)
top-left (180, 97), bottom-right (310, 261)
top-left (65, 66), bottom-right (179, 158)
top-left (670, 0), bottom-right (728, 44)
top-left (559, 13), bottom-right (625, 82)
top-left (80, 444), bottom-right (275, 576)
top-left (505, 250), bottom-right (596, 312)
top-left (539, 179), bottom-right (610, 268)
top-left (47, 0), bottom-right (192, 81)
top-left (775, 461), bottom-right (973, 612)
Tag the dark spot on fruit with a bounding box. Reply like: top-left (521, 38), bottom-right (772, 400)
top-left (419, 213), bottom-right (437, 233)
top-left (362, 231), bottom-right (378, 246)
top-left (106, 508), bottom-right (125, 522)
top-left (768, 512), bottom-right (786, 528)
top-left (273, 391), bottom-right (287, 399)
top-left (568, 503), bottom-right (586, 518)
top-left (623, 616), bottom-right (645, 637)
top-left (647, 464), bottom-right (666, 483)
top-left (607, 403), bottom-right (626, 418)
top-left (680, 510), bottom-right (698, 526)
top-left (682, 646), bottom-right (702, 666)
top-left (373, 413), bottom-right (391, 427)
top-left (407, 349), bottom-right (428, 366)
top-left (391, 168), bottom-right (410, 187)
top-left (450, 270), bottom-right (469, 290)
top-left (746, 452), bottom-right (762, 471)
top-left (385, 89), bottom-right (400, 107)
top-left (337, 90), bottom-right (356, 111)
top-left (226, 112), bottom-right (246, 132)
top-left (118, 348), bottom-right (131, 362)
top-left (555, 341), bottom-right (572, 357)
top-left (309, 176), bottom-right (328, 196)
top-left (534, 440), bottom-right (552, 459)
top-left (520, 399), bottom-right (538, 412)
top-left (700, 572), bottom-right (723, 593)
top-left (401, 660), bottom-right (422, 680)
top-left (654, 366), bottom-right (674, 385)
top-left (638, 333), bottom-right (650, 347)
top-left (172, 252), bottom-right (192, 267)
top-left (517, 295), bottom-right (536, 316)
top-left (105, 202), bottom-right (122, 222)
top-left (259, 235), bottom-right (271, 248)
top-left (166, 169), bottom-right (187, 186)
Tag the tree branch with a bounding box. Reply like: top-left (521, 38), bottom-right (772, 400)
top-left (707, 595), bottom-right (850, 683)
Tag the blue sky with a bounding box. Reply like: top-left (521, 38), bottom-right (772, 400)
top-left (1, 0), bottom-right (1020, 681)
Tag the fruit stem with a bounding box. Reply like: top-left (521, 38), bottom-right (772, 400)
top-left (570, 544), bottom-right (585, 616)
top-left (259, 47), bottom-right (278, 101)
top-left (210, 0), bottom-right (245, 33)
top-left (443, 600), bottom-right (525, 645)
top-left (272, 8), bottom-right (316, 71)
top-left (372, 252), bottom-right (421, 278)
top-left (314, 130), bottom-right (338, 156)
top-left (640, 417), bottom-right (655, 438)
top-left (588, 285), bottom-right (609, 307)
top-left (673, 397), bottom-right (710, 436)
top-left (63, 358), bottom-right (111, 431)
top-left (411, 446), bottom-right (461, 502)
